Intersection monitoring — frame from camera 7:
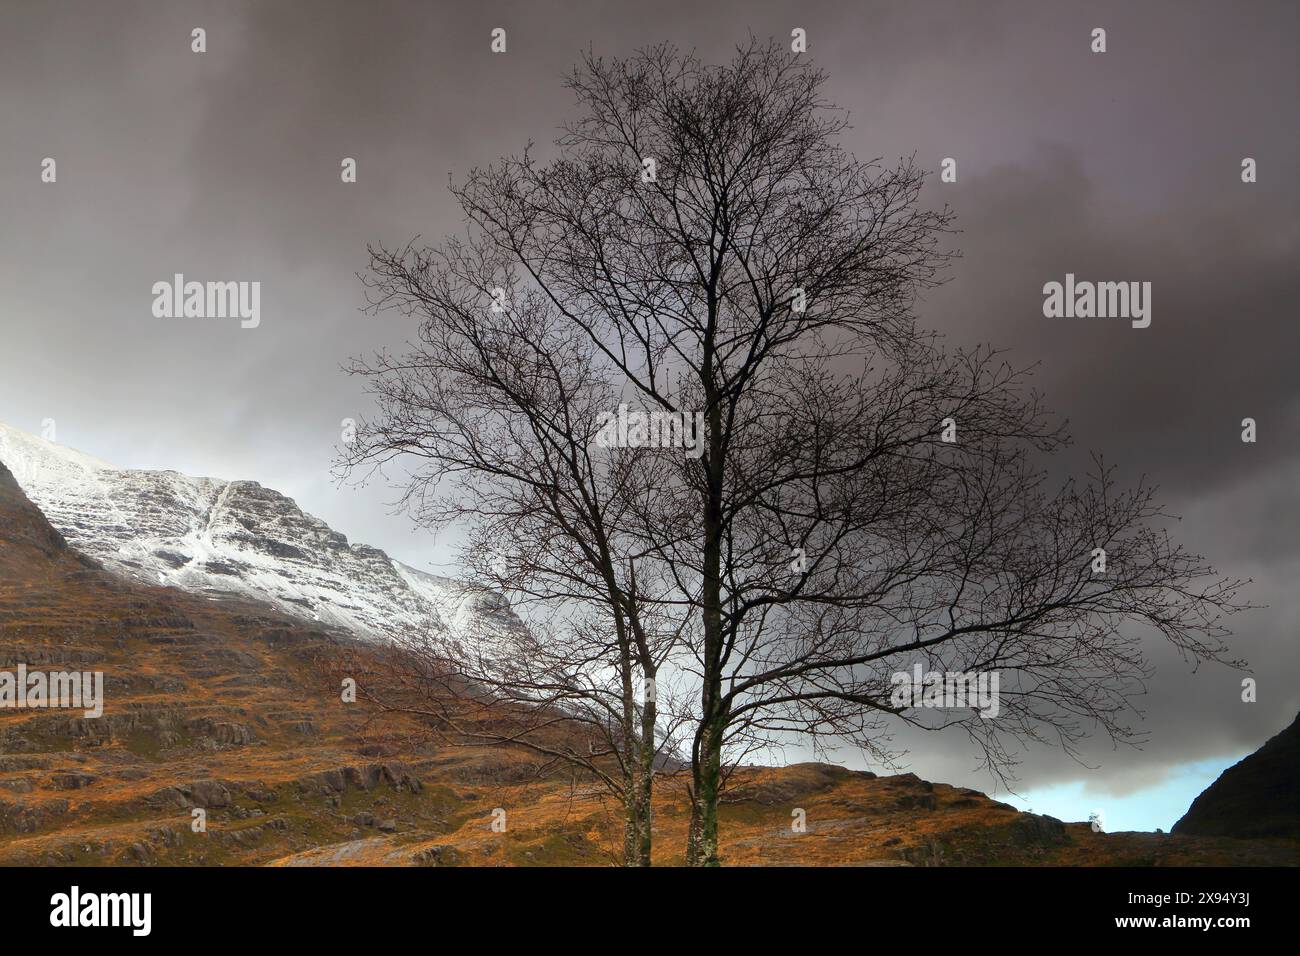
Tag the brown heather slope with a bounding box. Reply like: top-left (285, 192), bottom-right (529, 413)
top-left (1, 459), bottom-right (1296, 866)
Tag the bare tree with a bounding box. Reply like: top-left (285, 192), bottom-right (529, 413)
top-left (338, 234), bottom-right (695, 865)
top-left (346, 39), bottom-right (1247, 867)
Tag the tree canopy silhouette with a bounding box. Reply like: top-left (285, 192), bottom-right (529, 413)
top-left (342, 39), bottom-right (1246, 866)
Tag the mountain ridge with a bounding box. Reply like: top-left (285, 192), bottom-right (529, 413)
top-left (0, 421), bottom-right (512, 644)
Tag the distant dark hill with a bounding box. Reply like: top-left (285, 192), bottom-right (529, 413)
top-left (1172, 713), bottom-right (1300, 840)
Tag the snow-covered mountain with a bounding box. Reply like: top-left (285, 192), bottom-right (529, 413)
top-left (0, 421), bottom-right (515, 642)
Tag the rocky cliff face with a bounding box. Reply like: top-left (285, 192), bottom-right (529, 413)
top-left (1173, 713), bottom-right (1300, 840)
top-left (0, 422), bottom-right (513, 643)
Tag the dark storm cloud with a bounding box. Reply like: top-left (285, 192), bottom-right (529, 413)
top-left (0, 0), bottom-right (1295, 799)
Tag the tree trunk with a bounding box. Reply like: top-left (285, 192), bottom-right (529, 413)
top-left (623, 793), bottom-right (641, 866)
top-left (686, 796), bottom-right (703, 866)
top-left (634, 687), bottom-right (656, 866)
top-left (689, 717), bottom-right (726, 866)
top-left (614, 608), bottom-right (651, 866)
top-left (688, 359), bottom-right (727, 866)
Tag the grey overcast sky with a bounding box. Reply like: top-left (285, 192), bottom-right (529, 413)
top-left (1, 0), bottom-right (1296, 826)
